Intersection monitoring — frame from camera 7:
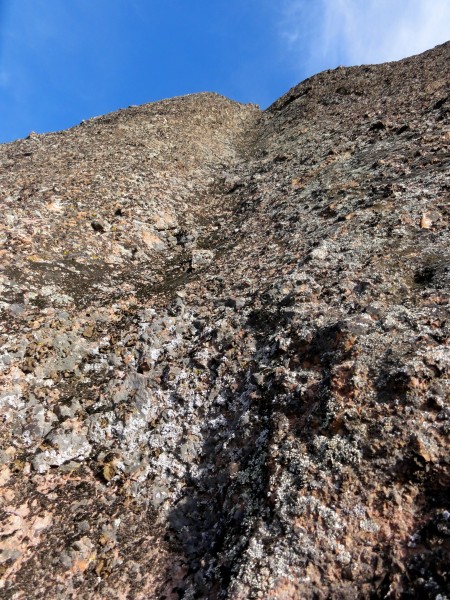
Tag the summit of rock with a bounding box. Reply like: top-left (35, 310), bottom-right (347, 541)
top-left (0, 42), bottom-right (449, 598)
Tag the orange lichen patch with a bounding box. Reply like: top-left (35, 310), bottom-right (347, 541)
top-left (330, 361), bottom-right (357, 400)
top-left (420, 213), bottom-right (433, 229)
top-left (141, 228), bottom-right (166, 250)
top-left (0, 503), bottom-right (52, 588)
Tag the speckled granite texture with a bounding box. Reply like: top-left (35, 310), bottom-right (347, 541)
top-left (0, 42), bottom-right (449, 599)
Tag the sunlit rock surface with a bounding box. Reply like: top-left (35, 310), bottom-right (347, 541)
top-left (0, 42), bottom-right (449, 599)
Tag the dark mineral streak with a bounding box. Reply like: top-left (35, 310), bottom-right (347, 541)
top-left (0, 43), bottom-right (449, 599)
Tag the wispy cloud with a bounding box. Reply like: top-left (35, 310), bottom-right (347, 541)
top-left (280, 0), bottom-right (450, 75)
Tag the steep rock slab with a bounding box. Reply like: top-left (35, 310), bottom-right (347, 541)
top-left (200, 42), bottom-right (450, 599)
top-left (0, 43), bottom-right (449, 598)
top-left (0, 94), bottom-right (260, 598)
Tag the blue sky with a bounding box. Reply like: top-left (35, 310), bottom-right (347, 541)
top-left (0, 0), bottom-right (449, 143)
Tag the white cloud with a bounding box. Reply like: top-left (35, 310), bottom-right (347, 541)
top-left (280, 0), bottom-right (450, 74)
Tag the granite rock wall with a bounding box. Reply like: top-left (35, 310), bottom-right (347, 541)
top-left (0, 42), bottom-right (449, 599)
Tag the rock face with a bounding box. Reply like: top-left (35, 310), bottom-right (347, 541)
top-left (0, 43), bottom-right (449, 598)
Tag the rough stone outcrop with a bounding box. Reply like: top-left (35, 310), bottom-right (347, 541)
top-left (0, 42), bottom-right (449, 598)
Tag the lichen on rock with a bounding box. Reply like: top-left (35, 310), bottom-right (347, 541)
top-left (1, 44), bottom-right (449, 599)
